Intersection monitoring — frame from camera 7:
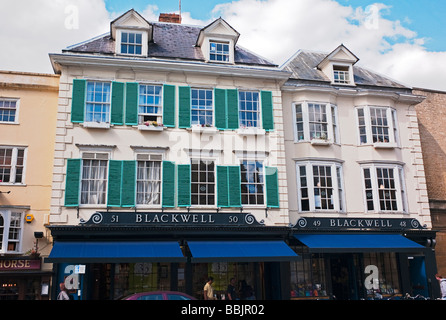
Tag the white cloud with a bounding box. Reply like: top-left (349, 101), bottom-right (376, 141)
top-left (1, 0), bottom-right (445, 91)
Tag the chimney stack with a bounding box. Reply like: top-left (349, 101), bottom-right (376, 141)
top-left (159, 13), bottom-right (182, 24)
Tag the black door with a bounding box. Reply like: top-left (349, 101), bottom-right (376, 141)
top-left (330, 254), bottom-right (359, 300)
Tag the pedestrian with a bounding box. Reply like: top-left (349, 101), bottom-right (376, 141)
top-left (436, 274), bottom-right (446, 299)
top-left (227, 277), bottom-right (239, 300)
top-left (203, 277), bottom-right (216, 300)
top-left (57, 282), bottom-right (70, 300)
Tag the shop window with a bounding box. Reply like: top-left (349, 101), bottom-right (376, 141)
top-left (290, 247), bottom-right (328, 299)
top-left (363, 252), bottom-right (401, 299)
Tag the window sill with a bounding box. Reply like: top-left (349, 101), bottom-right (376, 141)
top-left (310, 139), bottom-right (331, 146)
top-left (137, 124), bottom-right (164, 131)
top-left (190, 126), bottom-right (218, 134)
top-left (373, 142), bottom-right (397, 149)
top-left (236, 127), bottom-right (265, 136)
top-left (82, 122), bottom-right (111, 129)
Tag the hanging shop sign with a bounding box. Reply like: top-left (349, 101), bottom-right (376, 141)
top-left (294, 217), bottom-right (426, 231)
top-left (81, 211), bottom-right (265, 227)
top-left (0, 258), bottom-right (41, 271)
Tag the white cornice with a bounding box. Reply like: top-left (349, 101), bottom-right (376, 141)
top-left (49, 53), bottom-right (290, 81)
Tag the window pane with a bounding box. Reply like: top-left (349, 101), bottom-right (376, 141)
top-left (239, 91), bottom-right (259, 128)
top-left (86, 81), bottom-right (111, 123)
top-left (240, 160), bottom-right (264, 205)
top-left (136, 160), bottom-right (161, 205)
top-left (191, 89), bottom-right (213, 126)
top-left (191, 159), bottom-right (215, 206)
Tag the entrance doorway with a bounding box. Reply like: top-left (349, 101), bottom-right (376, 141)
top-left (329, 255), bottom-right (359, 300)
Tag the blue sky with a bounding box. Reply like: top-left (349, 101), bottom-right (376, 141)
top-left (0, 0), bottom-right (445, 91)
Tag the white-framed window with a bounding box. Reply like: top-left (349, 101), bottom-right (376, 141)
top-left (85, 81), bottom-right (111, 124)
top-left (139, 84), bottom-right (163, 125)
top-left (296, 161), bottom-right (344, 212)
top-left (0, 98), bottom-right (19, 124)
top-left (191, 158), bottom-right (215, 206)
top-left (0, 146), bottom-right (26, 184)
top-left (361, 164), bottom-right (407, 213)
top-left (191, 88), bottom-right (213, 126)
top-left (333, 65), bottom-right (351, 84)
top-left (136, 153), bottom-right (162, 206)
top-left (294, 102), bottom-right (339, 143)
top-left (80, 152), bottom-right (109, 205)
top-left (240, 160), bottom-right (264, 206)
top-left (356, 106), bottom-right (399, 146)
top-left (209, 41), bottom-right (230, 62)
top-left (0, 210), bottom-right (23, 254)
top-left (120, 31), bottom-right (143, 55)
top-left (239, 91), bottom-right (260, 128)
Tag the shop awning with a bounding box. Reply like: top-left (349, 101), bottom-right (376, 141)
top-left (45, 241), bottom-right (186, 263)
top-left (187, 240), bottom-right (299, 262)
top-left (294, 234), bottom-right (426, 253)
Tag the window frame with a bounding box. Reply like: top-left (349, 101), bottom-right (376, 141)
top-left (209, 40), bottom-right (230, 63)
top-left (240, 159), bottom-right (265, 207)
top-left (0, 210), bottom-right (24, 254)
top-left (85, 80), bottom-right (111, 126)
top-left (238, 90), bottom-right (260, 128)
top-left (135, 153), bottom-right (163, 207)
top-left (293, 102), bottom-right (339, 144)
top-left (138, 84), bottom-right (163, 126)
top-left (79, 152), bottom-right (110, 206)
top-left (333, 64), bottom-right (351, 85)
top-left (191, 88), bottom-right (214, 127)
top-left (119, 31), bottom-right (143, 56)
top-left (355, 106), bottom-right (399, 147)
top-left (190, 158), bottom-right (216, 207)
top-left (0, 146), bottom-right (27, 185)
top-left (0, 98), bottom-right (19, 124)
top-left (360, 163), bottom-right (407, 213)
top-left (295, 160), bottom-right (345, 213)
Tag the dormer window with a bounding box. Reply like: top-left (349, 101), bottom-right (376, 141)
top-left (209, 41), bottom-right (230, 62)
top-left (120, 31), bottom-right (142, 55)
top-left (333, 65), bottom-right (350, 84)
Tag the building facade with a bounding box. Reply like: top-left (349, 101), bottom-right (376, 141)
top-left (281, 45), bottom-right (438, 299)
top-left (45, 10), bottom-right (297, 300)
top-left (0, 70), bottom-right (59, 299)
top-left (413, 88), bottom-right (446, 278)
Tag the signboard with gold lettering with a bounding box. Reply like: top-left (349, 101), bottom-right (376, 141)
top-left (0, 258), bottom-right (41, 271)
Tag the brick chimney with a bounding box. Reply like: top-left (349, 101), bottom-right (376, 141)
top-left (159, 13), bottom-right (182, 24)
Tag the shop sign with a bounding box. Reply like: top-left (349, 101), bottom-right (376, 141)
top-left (295, 217), bottom-right (425, 231)
top-left (0, 258), bottom-right (41, 271)
top-left (81, 211), bottom-right (265, 227)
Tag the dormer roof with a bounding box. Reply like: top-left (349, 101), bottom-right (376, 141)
top-left (110, 9), bottom-right (153, 41)
top-left (196, 17), bottom-right (240, 47)
top-left (317, 44), bottom-right (359, 70)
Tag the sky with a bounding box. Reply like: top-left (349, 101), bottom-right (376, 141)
top-left (1, 0), bottom-right (446, 91)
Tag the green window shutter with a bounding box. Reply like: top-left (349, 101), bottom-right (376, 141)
top-left (162, 161), bottom-right (175, 207)
top-left (178, 86), bottom-right (191, 128)
top-left (125, 82), bottom-right (139, 125)
top-left (71, 79), bottom-right (86, 123)
top-left (163, 84), bottom-right (176, 127)
top-left (226, 89), bottom-right (239, 130)
top-left (214, 88), bottom-right (227, 130)
top-left (64, 159), bottom-right (82, 207)
top-left (216, 166), bottom-right (229, 207)
top-left (121, 160), bottom-right (136, 207)
top-left (265, 166), bottom-right (280, 208)
top-left (177, 164), bottom-right (191, 207)
top-left (228, 166), bottom-right (241, 207)
top-left (111, 81), bottom-right (125, 125)
top-left (261, 91), bottom-right (274, 131)
top-left (107, 160), bottom-right (123, 207)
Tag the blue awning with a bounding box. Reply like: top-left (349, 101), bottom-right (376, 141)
top-left (45, 241), bottom-right (186, 263)
top-left (187, 240), bottom-right (299, 262)
top-left (294, 234), bottom-right (425, 253)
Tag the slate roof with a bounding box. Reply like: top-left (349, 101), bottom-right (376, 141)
top-left (282, 50), bottom-right (409, 89)
top-left (64, 22), bottom-right (276, 67)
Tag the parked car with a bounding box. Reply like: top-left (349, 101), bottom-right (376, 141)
top-left (122, 291), bottom-right (196, 300)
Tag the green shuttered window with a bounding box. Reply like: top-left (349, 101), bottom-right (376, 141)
top-left (177, 164), bottom-right (191, 207)
top-left (226, 89), bottom-right (239, 130)
top-left (162, 161), bottom-right (175, 207)
top-left (125, 82), bottom-right (139, 125)
top-left (71, 80), bottom-right (86, 123)
top-left (121, 161), bottom-right (136, 207)
top-left (214, 88), bottom-right (227, 130)
top-left (179, 86), bottom-right (191, 128)
top-left (261, 91), bottom-right (274, 131)
top-left (217, 166), bottom-right (241, 207)
top-left (107, 160), bottom-right (123, 207)
top-left (163, 84), bottom-right (176, 127)
top-left (265, 166), bottom-right (279, 208)
top-left (111, 82), bottom-right (125, 125)
top-left (64, 159), bottom-right (82, 206)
